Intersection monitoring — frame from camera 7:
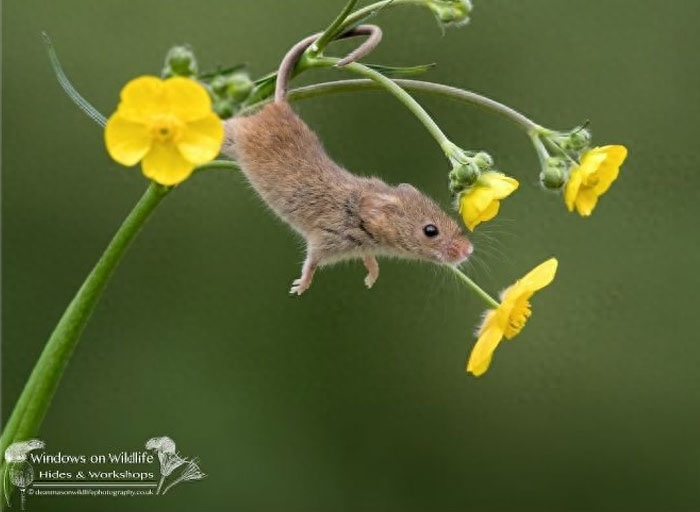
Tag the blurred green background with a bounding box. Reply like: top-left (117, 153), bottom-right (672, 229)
top-left (3, 1), bottom-right (700, 510)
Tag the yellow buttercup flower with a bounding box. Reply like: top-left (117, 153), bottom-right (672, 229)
top-left (564, 145), bottom-right (628, 216)
top-left (105, 76), bottom-right (224, 186)
top-left (467, 258), bottom-right (558, 377)
top-left (458, 172), bottom-right (519, 231)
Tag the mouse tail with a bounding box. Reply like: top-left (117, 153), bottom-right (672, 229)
top-left (274, 24), bottom-right (382, 103)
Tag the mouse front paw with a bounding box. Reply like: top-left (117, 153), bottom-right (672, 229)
top-left (290, 277), bottom-right (311, 296)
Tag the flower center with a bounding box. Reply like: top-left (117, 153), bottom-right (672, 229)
top-left (583, 173), bottom-right (600, 188)
top-left (504, 298), bottom-right (531, 339)
top-left (150, 115), bottom-right (183, 143)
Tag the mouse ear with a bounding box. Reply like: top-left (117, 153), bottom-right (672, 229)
top-left (360, 192), bottom-right (402, 222)
top-left (397, 183), bottom-right (418, 194)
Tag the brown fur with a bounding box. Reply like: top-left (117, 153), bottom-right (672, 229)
top-left (222, 102), bottom-right (472, 294)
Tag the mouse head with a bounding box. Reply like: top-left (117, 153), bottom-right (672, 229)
top-left (360, 183), bottom-right (473, 265)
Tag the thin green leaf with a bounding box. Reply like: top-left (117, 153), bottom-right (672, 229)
top-left (242, 72), bottom-right (278, 106)
top-left (341, 0), bottom-right (396, 32)
top-left (42, 31), bottom-right (107, 127)
top-left (198, 63), bottom-right (248, 80)
top-left (364, 62), bottom-right (436, 77)
top-left (253, 71), bottom-right (278, 86)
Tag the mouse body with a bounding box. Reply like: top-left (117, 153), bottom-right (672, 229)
top-left (222, 102), bottom-right (473, 294)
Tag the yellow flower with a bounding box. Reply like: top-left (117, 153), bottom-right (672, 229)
top-left (458, 172), bottom-right (519, 231)
top-left (564, 145), bottom-right (628, 216)
top-left (467, 258), bottom-right (558, 377)
top-left (105, 76), bottom-right (223, 186)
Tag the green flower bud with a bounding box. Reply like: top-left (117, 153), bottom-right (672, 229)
top-left (567, 127), bottom-right (592, 152)
top-left (162, 45), bottom-right (198, 78)
top-left (449, 180), bottom-right (464, 195)
top-left (540, 157), bottom-right (568, 190)
top-left (224, 72), bottom-right (254, 103)
top-left (213, 98), bottom-right (235, 119)
top-left (449, 161), bottom-right (480, 193)
top-left (210, 75), bottom-right (229, 96)
top-left (549, 126), bottom-right (592, 153)
top-left (472, 151), bottom-right (494, 171)
top-left (427, 0), bottom-right (473, 27)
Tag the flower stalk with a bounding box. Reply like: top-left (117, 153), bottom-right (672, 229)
top-left (450, 266), bottom-right (500, 309)
top-left (305, 56), bottom-right (454, 152)
top-left (285, 79), bottom-right (540, 132)
top-left (0, 183), bottom-right (169, 503)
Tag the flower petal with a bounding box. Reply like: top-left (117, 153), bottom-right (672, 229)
top-left (482, 172), bottom-right (519, 199)
top-left (593, 145), bottom-right (627, 195)
top-left (177, 113), bottom-right (224, 164)
top-left (519, 258), bottom-right (558, 292)
top-left (476, 310), bottom-right (498, 337)
top-left (475, 199), bottom-right (500, 226)
top-left (104, 114), bottom-right (152, 166)
top-left (117, 76), bottom-right (166, 123)
top-left (578, 148), bottom-right (608, 174)
top-left (467, 326), bottom-right (503, 377)
top-left (575, 187), bottom-right (599, 216)
top-left (164, 77), bottom-right (213, 122)
top-left (564, 167), bottom-right (583, 212)
top-left (460, 187), bottom-right (494, 231)
top-left (597, 145), bottom-right (627, 167)
top-left (141, 141), bottom-right (195, 186)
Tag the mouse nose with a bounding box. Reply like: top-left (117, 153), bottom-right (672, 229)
top-left (446, 239), bottom-right (473, 264)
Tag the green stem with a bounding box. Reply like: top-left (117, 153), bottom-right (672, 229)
top-left (340, 0), bottom-right (427, 31)
top-left (242, 0), bottom-right (431, 107)
top-left (529, 132), bottom-right (550, 169)
top-left (0, 182), bottom-right (168, 501)
top-left (537, 133), bottom-right (580, 166)
top-left (306, 57), bottom-right (453, 152)
top-left (289, 79), bottom-right (541, 132)
top-left (193, 159), bottom-right (240, 173)
top-left (309, 0), bottom-right (359, 55)
top-left (241, 79), bottom-right (541, 135)
top-left (450, 266), bottom-right (500, 309)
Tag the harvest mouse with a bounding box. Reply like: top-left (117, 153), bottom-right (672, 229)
top-left (222, 25), bottom-right (473, 295)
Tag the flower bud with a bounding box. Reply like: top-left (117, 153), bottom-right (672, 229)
top-left (449, 161), bottom-right (480, 192)
top-left (472, 151), bottom-right (494, 171)
top-left (549, 126), bottom-right (592, 153)
top-left (427, 0), bottom-right (473, 27)
top-left (213, 98), bottom-right (235, 119)
top-left (567, 127), bottom-right (592, 152)
top-left (540, 157), bottom-right (568, 190)
top-left (210, 75), bottom-right (229, 96)
top-left (224, 72), bottom-right (254, 103)
top-left (162, 46), bottom-right (198, 78)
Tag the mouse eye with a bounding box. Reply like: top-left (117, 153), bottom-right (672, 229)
top-left (423, 224), bottom-right (439, 238)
